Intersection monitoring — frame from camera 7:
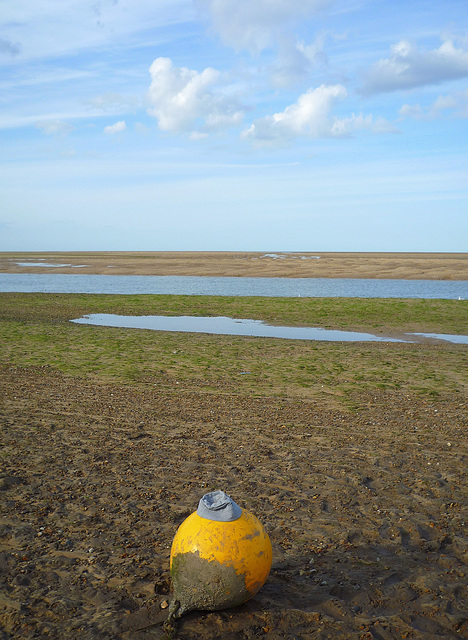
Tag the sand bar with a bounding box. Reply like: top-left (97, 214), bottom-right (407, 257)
top-left (1, 251), bottom-right (467, 279)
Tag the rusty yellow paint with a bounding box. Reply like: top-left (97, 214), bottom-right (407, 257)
top-left (170, 509), bottom-right (272, 595)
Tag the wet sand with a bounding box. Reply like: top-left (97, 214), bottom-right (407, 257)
top-left (1, 251), bottom-right (468, 280)
top-left (1, 366), bottom-right (467, 639)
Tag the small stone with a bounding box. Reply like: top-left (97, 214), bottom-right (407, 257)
top-left (160, 600), bottom-right (169, 609)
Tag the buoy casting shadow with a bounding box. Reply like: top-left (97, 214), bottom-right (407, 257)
top-left (163, 490), bottom-right (272, 638)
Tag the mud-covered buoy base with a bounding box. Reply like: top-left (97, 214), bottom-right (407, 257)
top-left (161, 599), bottom-right (181, 639)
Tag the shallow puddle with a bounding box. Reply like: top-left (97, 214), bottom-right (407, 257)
top-left (15, 262), bottom-right (86, 268)
top-left (411, 332), bottom-right (468, 344)
top-left (70, 314), bottom-right (468, 344)
top-left (70, 314), bottom-right (411, 342)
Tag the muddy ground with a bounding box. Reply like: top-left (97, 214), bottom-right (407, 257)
top-left (1, 365), bottom-right (467, 639)
top-left (1, 251), bottom-right (467, 280)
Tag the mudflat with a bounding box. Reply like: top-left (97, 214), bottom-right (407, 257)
top-left (1, 251), bottom-right (468, 279)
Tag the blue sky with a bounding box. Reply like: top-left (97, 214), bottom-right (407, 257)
top-left (1, 0), bottom-right (467, 251)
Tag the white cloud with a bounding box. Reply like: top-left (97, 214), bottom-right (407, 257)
top-left (147, 57), bottom-right (244, 134)
top-left (243, 84), bottom-right (395, 144)
top-left (400, 89), bottom-right (468, 120)
top-left (197, 1), bottom-right (334, 88)
top-left (362, 38), bottom-right (468, 95)
top-left (399, 104), bottom-right (425, 120)
top-left (197, 0), bottom-right (330, 53)
top-left (432, 94), bottom-right (459, 111)
top-left (35, 119), bottom-right (75, 135)
top-left (104, 120), bottom-right (126, 134)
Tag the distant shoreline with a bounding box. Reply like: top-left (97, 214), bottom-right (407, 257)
top-left (1, 251), bottom-right (467, 280)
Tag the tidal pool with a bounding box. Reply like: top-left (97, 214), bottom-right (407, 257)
top-left (70, 314), bottom-right (468, 343)
top-left (15, 263), bottom-right (86, 268)
top-left (71, 314), bottom-right (411, 342)
top-left (411, 332), bottom-right (468, 344)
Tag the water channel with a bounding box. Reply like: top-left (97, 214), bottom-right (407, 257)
top-left (1, 273), bottom-right (467, 299)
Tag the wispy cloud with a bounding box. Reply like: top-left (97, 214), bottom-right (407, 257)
top-left (197, 0), bottom-right (331, 53)
top-left (87, 93), bottom-right (140, 113)
top-left (0, 0), bottom-right (192, 63)
top-left (35, 119), bottom-right (75, 135)
top-left (147, 57), bottom-right (244, 135)
top-left (0, 38), bottom-right (21, 56)
top-left (272, 33), bottom-right (329, 87)
top-left (362, 38), bottom-right (468, 95)
top-left (197, 0), bottom-right (332, 88)
top-left (400, 89), bottom-right (468, 120)
top-left (104, 120), bottom-right (126, 134)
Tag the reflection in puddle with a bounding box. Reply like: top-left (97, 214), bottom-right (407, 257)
top-left (71, 314), bottom-right (412, 342)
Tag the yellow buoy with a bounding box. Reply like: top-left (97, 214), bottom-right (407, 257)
top-left (167, 490), bottom-right (272, 621)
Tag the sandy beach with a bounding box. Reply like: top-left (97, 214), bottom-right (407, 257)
top-left (1, 251), bottom-right (468, 280)
top-left (1, 256), bottom-right (467, 639)
top-left (1, 364), bottom-right (467, 639)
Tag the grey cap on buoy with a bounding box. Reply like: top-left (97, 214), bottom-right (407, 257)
top-left (197, 490), bottom-right (242, 522)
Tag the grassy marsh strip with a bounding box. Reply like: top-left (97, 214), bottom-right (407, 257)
top-left (1, 293), bottom-right (467, 407)
top-left (1, 292), bottom-right (467, 332)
